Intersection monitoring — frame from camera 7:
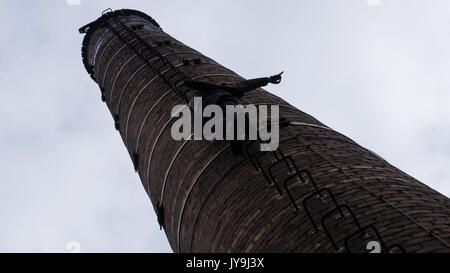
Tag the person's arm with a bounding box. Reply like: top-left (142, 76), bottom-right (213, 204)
top-left (184, 79), bottom-right (222, 93)
top-left (228, 77), bottom-right (269, 93)
top-left (226, 72), bottom-right (284, 97)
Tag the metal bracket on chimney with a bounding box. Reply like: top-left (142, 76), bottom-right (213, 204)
top-left (100, 87), bottom-right (106, 102)
top-left (132, 151), bottom-right (139, 172)
top-left (156, 202), bottom-right (165, 230)
top-left (113, 113), bottom-right (120, 131)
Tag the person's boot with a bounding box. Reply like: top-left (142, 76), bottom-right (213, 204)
top-left (230, 140), bottom-right (242, 155)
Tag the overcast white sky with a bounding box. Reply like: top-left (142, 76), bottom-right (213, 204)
top-left (0, 0), bottom-right (449, 252)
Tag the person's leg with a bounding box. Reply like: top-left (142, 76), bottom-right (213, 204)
top-left (230, 140), bottom-right (242, 155)
top-left (219, 98), bottom-right (243, 156)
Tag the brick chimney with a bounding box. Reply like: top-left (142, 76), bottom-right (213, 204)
top-left (80, 9), bottom-right (450, 253)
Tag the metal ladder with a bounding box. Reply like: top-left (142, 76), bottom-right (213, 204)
top-left (242, 129), bottom-right (405, 253)
top-left (106, 13), bottom-right (189, 103)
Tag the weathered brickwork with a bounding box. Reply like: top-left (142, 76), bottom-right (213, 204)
top-left (80, 9), bottom-right (450, 253)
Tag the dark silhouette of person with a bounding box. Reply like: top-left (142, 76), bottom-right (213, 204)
top-left (184, 72), bottom-right (283, 155)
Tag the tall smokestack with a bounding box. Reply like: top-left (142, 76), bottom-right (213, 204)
top-left (80, 9), bottom-right (450, 253)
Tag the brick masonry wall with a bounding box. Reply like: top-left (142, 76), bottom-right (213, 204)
top-left (81, 10), bottom-right (450, 253)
